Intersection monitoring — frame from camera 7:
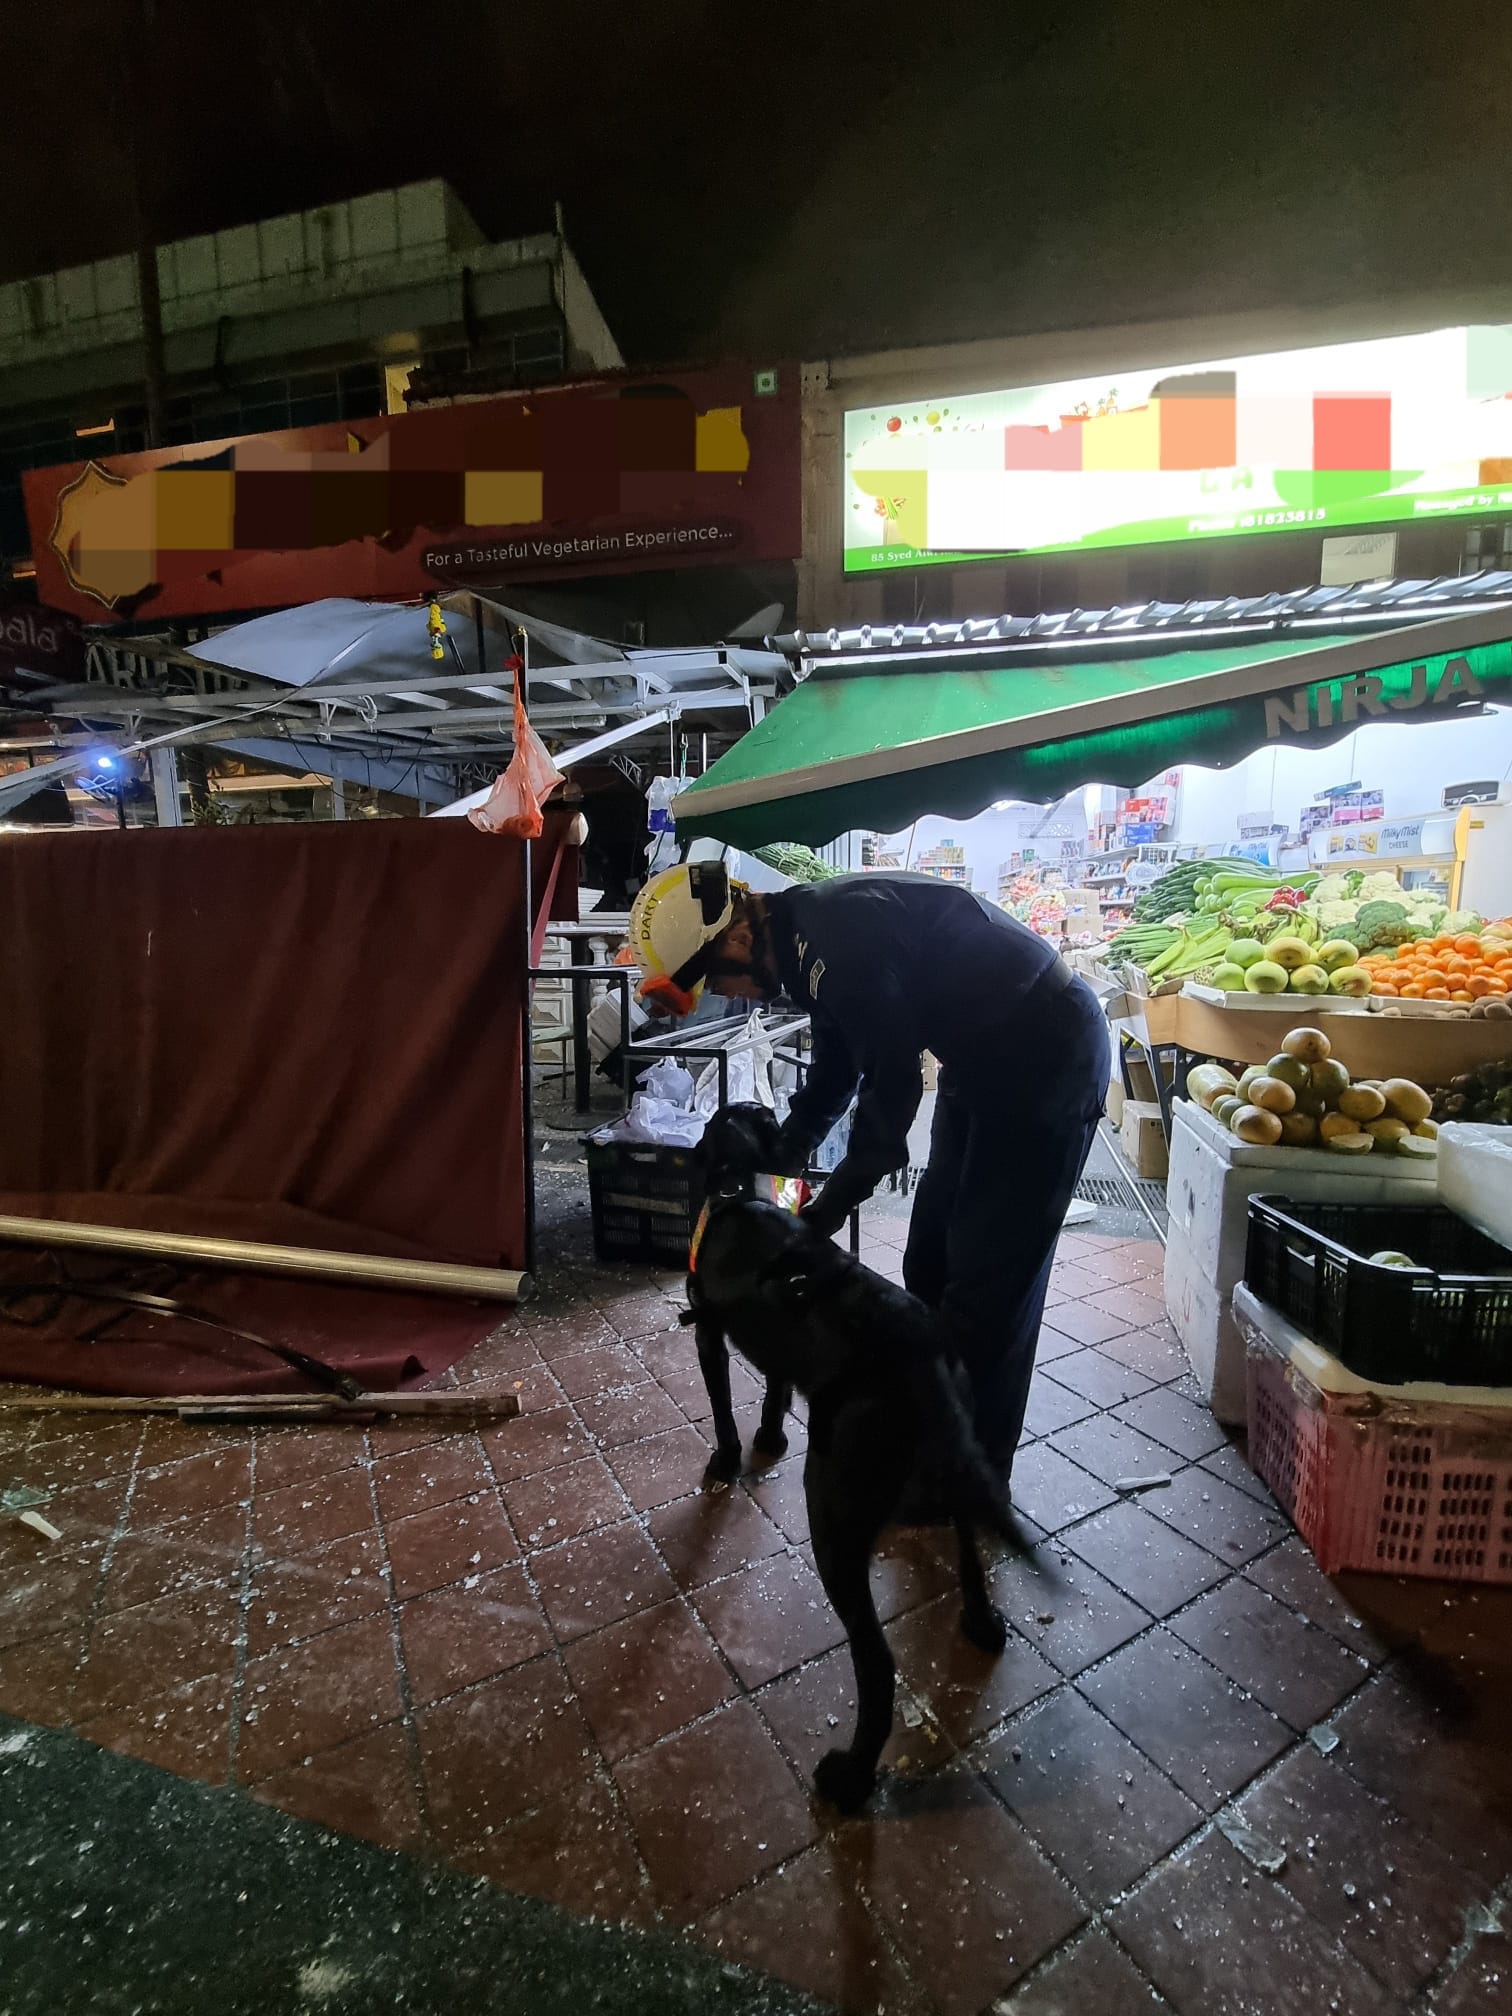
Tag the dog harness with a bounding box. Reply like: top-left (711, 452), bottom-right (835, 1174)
top-left (688, 1176), bottom-right (807, 1273)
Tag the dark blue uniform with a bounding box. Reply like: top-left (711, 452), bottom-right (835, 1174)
top-left (770, 874), bottom-right (1107, 1470)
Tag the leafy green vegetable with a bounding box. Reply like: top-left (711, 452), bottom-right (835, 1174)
top-left (753, 843), bottom-right (843, 883)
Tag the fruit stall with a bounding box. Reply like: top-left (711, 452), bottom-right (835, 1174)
top-left (1102, 853), bottom-right (1512, 1144)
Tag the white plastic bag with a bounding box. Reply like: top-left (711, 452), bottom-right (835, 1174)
top-left (693, 1011), bottom-right (777, 1117)
top-left (640, 1059), bottom-right (696, 1109)
top-left (621, 1095), bottom-right (705, 1147)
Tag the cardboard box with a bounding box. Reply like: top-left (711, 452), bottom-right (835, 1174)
top-left (921, 1050), bottom-right (940, 1093)
top-left (1124, 1055), bottom-right (1159, 1103)
top-left (1105, 1074), bottom-right (1126, 1126)
top-left (1119, 1100), bottom-right (1169, 1180)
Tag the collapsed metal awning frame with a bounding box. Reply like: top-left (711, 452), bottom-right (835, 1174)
top-left (2, 589), bottom-right (786, 812)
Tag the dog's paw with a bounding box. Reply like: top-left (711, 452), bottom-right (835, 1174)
top-left (703, 1446), bottom-right (742, 1485)
top-left (960, 1603), bottom-right (1009, 1654)
top-left (751, 1422), bottom-right (789, 1460)
top-left (813, 1748), bottom-right (877, 1813)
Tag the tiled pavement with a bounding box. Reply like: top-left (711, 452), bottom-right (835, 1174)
top-left (1, 1199), bottom-right (1509, 2015)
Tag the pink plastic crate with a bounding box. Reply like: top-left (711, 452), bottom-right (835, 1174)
top-left (1246, 1340), bottom-right (1512, 1583)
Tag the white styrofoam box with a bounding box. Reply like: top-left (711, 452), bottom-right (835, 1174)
top-left (1164, 1221), bottom-right (1247, 1424)
top-left (1165, 1099), bottom-right (1436, 1421)
top-left (1176, 1097), bottom-right (1441, 1175)
top-left (1439, 1123), bottom-right (1512, 1253)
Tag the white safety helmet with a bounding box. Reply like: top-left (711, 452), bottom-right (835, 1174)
top-left (629, 861), bottom-right (742, 1014)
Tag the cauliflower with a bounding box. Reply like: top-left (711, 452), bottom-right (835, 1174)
top-left (1317, 899), bottom-right (1361, 929)
top-left (1441, 910), bottom-right (1484, 936)
top-left (1314, 874), bottom-right (1354, 906)
top-left (1358, 871), bottom-right (1404, 901)
top-left (1345, 899), bottom-right (1425, 950)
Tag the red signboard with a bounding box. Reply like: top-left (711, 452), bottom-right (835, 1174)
top-left (22, 364), bottom-right (800, 624)
top-left (0, 602), bottom-right (86, 685)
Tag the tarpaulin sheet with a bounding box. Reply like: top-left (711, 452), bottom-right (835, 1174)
top-left (0, 816), bottom-right (551, 1395)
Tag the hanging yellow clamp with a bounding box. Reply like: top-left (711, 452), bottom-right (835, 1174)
top-left (427, 599), bottom-right (448, 661)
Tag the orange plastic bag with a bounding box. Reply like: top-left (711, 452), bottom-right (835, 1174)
top-left (468, 664), bottom-right (565, 838)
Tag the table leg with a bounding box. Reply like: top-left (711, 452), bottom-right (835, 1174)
top-left (572, 973), bottom-right (592, 1114)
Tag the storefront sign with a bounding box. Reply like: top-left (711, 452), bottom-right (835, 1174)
top-left (23, 365), bottom-right (801, 622)
top-left (1263, 654), bottom-right (1485, 740)
top-left (0, 602), bottom-right (85, 685)
top-left (843, 324), bottom-right (1512, 573)
top-left (421, 518), bottom-right (743, 581)
top-left (1377, 817), bottom-right (1427, 855)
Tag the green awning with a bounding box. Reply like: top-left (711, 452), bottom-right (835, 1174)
top-left (675, 618), bottom-right (1512, 850)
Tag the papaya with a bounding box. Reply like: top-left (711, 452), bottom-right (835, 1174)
top-left (1323, 1131), bottom-right (1375, 1156)
top-left (1266, 1055), bottom-right (1311, 1091)
top-left (1337, 1085), bottom-right (1387, 1122)
top-left (1186, 1063), bottom-right (1239, 1111)
top-left (1365, 1117), bottom-right (1410, 1146)
top-left (1311, 1059), bottom-right (1351, 1103)
top-left (1382, 1079), bottom-right (1433, 1125)
top-left (1232, 1104), bottom-right (1284, 1145)
top-left (1282, 1027), bottom-right (1331, 1063)
top-left (1247, 1075), bottom-right (1297, 1114)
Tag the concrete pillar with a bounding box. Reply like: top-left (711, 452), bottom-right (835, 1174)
top-left (150, 746), bottom-right (182, 827)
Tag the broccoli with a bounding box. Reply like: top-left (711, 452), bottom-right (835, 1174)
top-left (1345, 899), bottom-right (1425, 951)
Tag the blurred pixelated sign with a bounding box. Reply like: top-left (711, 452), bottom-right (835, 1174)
top-left (22, 365), bottom-right (801, 623)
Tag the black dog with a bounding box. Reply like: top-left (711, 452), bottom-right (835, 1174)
top-left (684, 1103), bottom-right (1021, 1811)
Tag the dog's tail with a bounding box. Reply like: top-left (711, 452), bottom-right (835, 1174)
top-left (912, 1357), bottom-right (1028, 1550)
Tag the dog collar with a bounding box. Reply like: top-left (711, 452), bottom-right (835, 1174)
top-left (688, 1200), bottom-right (712, 1273)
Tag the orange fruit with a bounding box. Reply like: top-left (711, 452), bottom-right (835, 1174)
top-left (1469, 974), bottom-right (1498, 997)
top-left (1425, 986), bottom-right (1451, 999)
top-left (1450, 989), bottom-right (1475, 1003)
top-left (1455, 934), bottom-right (1482, 956)
top-left (1442, 955), bottom-right (1469, 976)
top-left (1372, 981), bottom-right (1399, 996)
top-left (1418, 968), bottom-right (1448, 990)
top-left (1399, 983), bottom-right (1426, 998)
top-left (1486, 976), bottom-right (1509, 995)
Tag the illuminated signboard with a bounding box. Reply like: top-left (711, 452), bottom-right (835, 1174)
top-left (842, 325), bottom-right (1512, 573)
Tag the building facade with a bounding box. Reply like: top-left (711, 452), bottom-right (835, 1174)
top-left (0, 180), bottom-right (621, 578)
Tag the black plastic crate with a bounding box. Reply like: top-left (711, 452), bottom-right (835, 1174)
top-left (586, 1138), bottom-right (704, 1267)
top-left (1244, 1195), bottom-right (1512, 1387)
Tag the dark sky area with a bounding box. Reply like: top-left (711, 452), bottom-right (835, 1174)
top-left (4, 0), bottom-right (1512, 365)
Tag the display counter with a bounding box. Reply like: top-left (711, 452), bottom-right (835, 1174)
top-left (1110, 990), bottom-right (1512, 1142)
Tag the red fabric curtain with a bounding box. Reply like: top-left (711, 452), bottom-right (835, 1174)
top-left (0, 817), bottom-right (552, 1394)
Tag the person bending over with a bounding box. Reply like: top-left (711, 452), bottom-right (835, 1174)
top-left (630, 862), bottom-right (1107, 1488)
